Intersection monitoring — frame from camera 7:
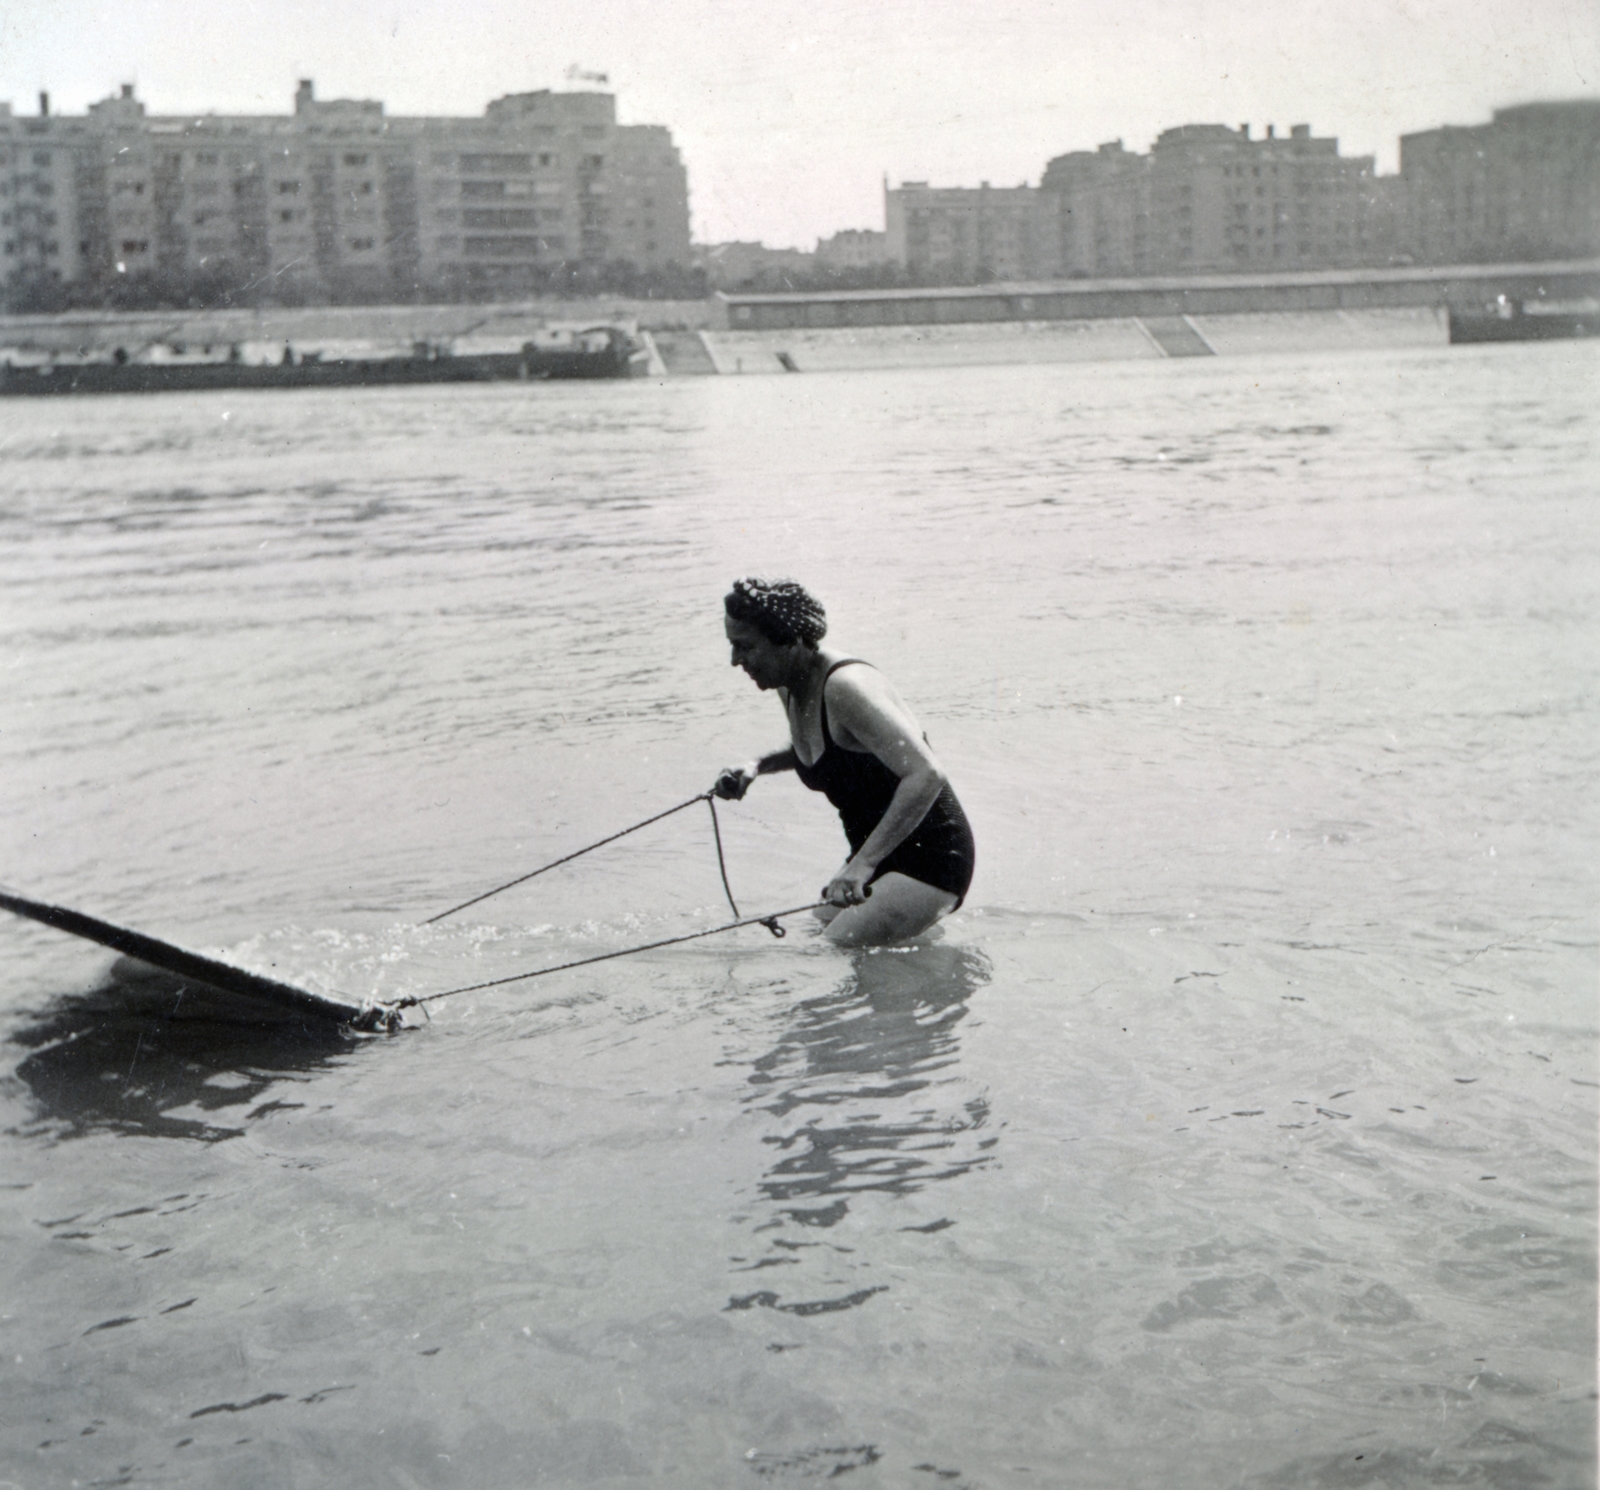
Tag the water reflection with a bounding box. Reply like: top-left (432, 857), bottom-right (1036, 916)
top-left (5, 961), bottom-right (354, 1143)
top-left (727, 942), bottom-right (994, 1316)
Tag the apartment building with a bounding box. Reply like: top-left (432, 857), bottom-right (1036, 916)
top-left (1399, 100), bottom-right (1600, 264)
top-left (0, 80), bottom-right (692, 302)
top-left (0, 96), bottom-right (88, 287)
top-left (1150, 122), bottom-right (1385, 273)
top-left (1033, 123), bottom-right (1389, 278)
top-left (885, 102), bottom-right (1599, 284)
top-left (1037, 140), bottom-right (1148, 276)
top-left (885, 181), bottom-right (1042, 282)
top-left (884, 122), bottom-right (1385, 282)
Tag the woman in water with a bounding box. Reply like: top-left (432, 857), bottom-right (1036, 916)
top-left (714, 578), bottom-right (974, 946)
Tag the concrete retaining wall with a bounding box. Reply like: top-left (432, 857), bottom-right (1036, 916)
top-left (694, 307), bottom-right (1448, 375)
top-left (1187, 307), bottom-right (1448, 356)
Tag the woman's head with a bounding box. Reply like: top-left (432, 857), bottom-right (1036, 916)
top-left (723, 578), bottom-right (827, 648)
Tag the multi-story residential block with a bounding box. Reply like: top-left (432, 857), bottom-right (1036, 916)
top-left (885, 181), bottom-right (1043, 282)
top-left (1399, 100), bottom-right (1600, 264)
top-left (1, 96), bottom-right (88, 289)
top-left (1155, 122), bottom-right (1386, 272)
top-left (884, 103), bottom-right (1595, 285)
top-left (0, 80), bottom-right (692, 303)
top-left (1038, 140), bottom-right (1148, 276)
top-left (884, 123), bottom-right (1387, 283)
top-left (1033, 123), bottom-right (1388, 278)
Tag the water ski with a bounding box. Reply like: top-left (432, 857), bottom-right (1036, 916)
top-left (0, 887), bottom-right (399, 1032)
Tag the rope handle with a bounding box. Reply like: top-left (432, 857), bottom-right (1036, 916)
top-left (706, 795), bottom-right (741, 919)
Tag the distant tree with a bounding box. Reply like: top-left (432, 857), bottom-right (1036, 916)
top-left (593, 259), bottom-right (708, 299)
top-left (8, 253), bottom-right (717, 315)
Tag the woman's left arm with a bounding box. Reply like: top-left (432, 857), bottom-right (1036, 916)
top-left (821, 673), bottom-right (948, 904)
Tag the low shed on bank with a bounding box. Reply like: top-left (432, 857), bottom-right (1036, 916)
top-left (716, 260), bottom-right (1600, 330)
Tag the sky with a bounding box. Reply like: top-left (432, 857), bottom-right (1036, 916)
top-left (2, 0), bottom-right (1596, 248)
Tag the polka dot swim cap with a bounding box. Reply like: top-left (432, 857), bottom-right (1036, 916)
top-left (724, 577), bottom-right (828, 647)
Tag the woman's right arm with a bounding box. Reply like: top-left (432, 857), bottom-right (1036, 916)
top-left (713, 748), bottom-right (797, 800)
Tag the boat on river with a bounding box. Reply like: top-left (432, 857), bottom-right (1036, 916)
top-left (0, 323), bottom-right (644, 395)
top-left (1448, 296), bottom-right (1598, 344)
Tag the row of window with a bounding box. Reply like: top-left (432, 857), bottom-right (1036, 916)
top-left (1224, 221), bottom-right (1353, 238)
top-left (85, 142), bottom-right (622, 171)
top-left (47, 237), bottom-right (630, 263)
top-left (8, 222), bottom-right (678, 266)
top-left (453, 178), bottom-right (600, 198)
top-left (1225, 239), bottom-right (1368, 256)
top-left (105, 232), bottom-right (382, 252)
top-left (459, 235), bottom-right (568, 256)
top-left (1223, 183), bottom-right (1357, 198)
top-left (76, 202), bottom-right (672, 242)
top-left (454, 208), bottom-right (566, 228)
top-left (1225, 201), bottom-right (1349, 219)
top-left (4, 143), bottom-right (601, 175)
top-left (77, 169), bottom-right (631, 202)
top-left (139, 151), bottom-right (376, 172)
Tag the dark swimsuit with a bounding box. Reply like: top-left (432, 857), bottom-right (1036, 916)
top-left (791, 659), bottom-right (976, 906)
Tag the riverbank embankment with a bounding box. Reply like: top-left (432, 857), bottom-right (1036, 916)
top-left (6, 256), bottom-right (1596, 376)
top-left (682, 307), bottom-right (1448, 374)
top-left (0, 304), bottom-right (1455, 377)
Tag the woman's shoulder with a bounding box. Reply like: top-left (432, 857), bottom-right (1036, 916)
top-left (822, 657), bottom-right (908, 720)
top-left (819, 651), bottom-right (870, 679)
top-left (818, 654), bottom-right (877, 703)
top-left (822, 659), bottom-right (929, 756)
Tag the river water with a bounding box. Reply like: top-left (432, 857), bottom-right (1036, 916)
top-left (0, 342), bottom-right (1595, 1489)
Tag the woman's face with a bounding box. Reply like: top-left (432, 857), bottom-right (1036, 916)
top-left (726, 615), bottom-right (794, 691)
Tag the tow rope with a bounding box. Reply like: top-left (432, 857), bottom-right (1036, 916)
top-left (389, 790), bottom-right (827, 1021)
top-left (394, 899), bottom-right (825, 1012)
top-left (422, 792), bottom-right (725, 924)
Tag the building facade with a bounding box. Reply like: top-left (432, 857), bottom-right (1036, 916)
top-left (730, 105), bottom-right (1596, 294)
top-left (1399, 101), bottom-right (1600, 264)
top-left (1037, 141), bottom-right (1148, 276)
top-left (884, 181), bottom-right (1043, 282)
top-left (1037, 122), bottom-right (1390, 279)
top-left (0, 81), bottom-right (692, 303)
top-left (1146, 122), bottom-right (1387, 274)
top-left (1, 95), bottom-right (89, 290)
top-left (884, 123), bottom-right (1388, 283)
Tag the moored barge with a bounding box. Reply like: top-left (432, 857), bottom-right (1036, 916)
top-left (1448, 297), bottom-right (1598, 344)
top-left (0, 323), bottom-right (643, 395)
